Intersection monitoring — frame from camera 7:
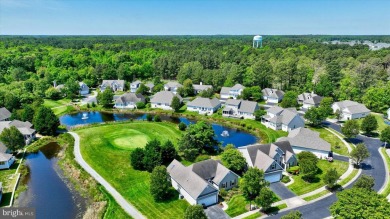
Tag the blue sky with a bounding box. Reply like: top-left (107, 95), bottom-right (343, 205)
top-left (1, 0), bottom-right (389, 35)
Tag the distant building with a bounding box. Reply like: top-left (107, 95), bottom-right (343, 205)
top-left (298, 93), bottom-right (323, 109)
top-left (253, 35), bottom-right (263, 48)
top-left (0, 120), bottom-right (36, 145)
top-left (222, 99), bottom-right (259, 120)
top-left (100, 80), bottom-right (125, 92)
top-left (187, 97), bottom-right (221, 115)
top-left (220, 84), bottom-right (245, 99)
top-left (0, 153), bottom-right (15, 170)
top-left (332, 100), bottom-right (370, 120)
top-left (0, 108), bottom-right (11, 122)
top-left (193, 82), bottom-right (213, 94)
top-left (130, 80), bottom-right (142, 93)
top-left (114, 93), bottom-right (145, 109)
top-left (262, 88), bottom-right (285, 104)
top-left (164, 82), bottom-right (182, 95)
top-left (150, 91), bottom-right (182, 110)
top-left (261, 106), bottom-right (305, 132)
top-left (145, 82), bottom-right (154, 93)
top-left (79, 82), bottom-right (89, 95)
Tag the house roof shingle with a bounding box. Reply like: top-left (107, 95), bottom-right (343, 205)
top-left (0, 152), bottom-right (13, 162)
top-left (115, 93), bottom-right (145, 104)
top-left (187, 98), bottom-right (221, 108)
top-left (0, 108), bottom-right (11, 121)
top-left (150, 91), bottom-right (182, 105)
top-left (190, 159), bottom-right (236, 185)
top-left (262, 88), bottom-right (285, 99)
top-left (277, 128), bottom-right (331, 152)
top-left (193, 84), bottom-right (213, 91)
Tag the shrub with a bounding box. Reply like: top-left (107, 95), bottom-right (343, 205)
top-left (178, 122), bottom-right (187, 131)
top-left (86, 103), bottom-right (90, 108)
top-left (154, 115), bottom-right (161, 122)
top-left (219, 188), bottom-right (228, 197)
top-left (146, 114), bottom-right (153, 121)
top-left (195, 154), bottom-right (211, 162)
top-left (91, 101), bottom-right (96, 107)
top-left (287, 166), bottom-right (299, 175)
top-left (281, 175), bottom-right (291, 183)
top-left (136, 102), bottom-right (146, 109)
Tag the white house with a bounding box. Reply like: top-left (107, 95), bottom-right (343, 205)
top-left (164, 82), bottom-right (182, 95)
top-left (130, 80), bottom-right (142, 93)
top-left (277, 128), bottom-right (331, 159)
top-left (193, 83), bottom-right (213, 94)
top-left (79, 82), bottom-right (89, 95)
top-left (262, 88), bottom-right (285, 104)
top-left (220, 84), bottom-right (245, 99)
top-left (100, 80), bottom-right (125, 92)
top-left (187, 97), bottom-right (221, 115)
top-left (0, 153), bottom-right (15, 170)
top-left (298, 93), bottom-right (323, 109)
top-left (332, 100), bottom-right (371, 121)
top-left (261, 106), bottom-right (305, 132)
top-left (150, 91), bottom-right (182, 110)
top-left (0, 120), bottom-right (36, 145)
top-left (114, 93), bottom-right (145, 109)
top-left (238, 141), bottom-right (297, 183)
top-left (222, 99), bottom-right (259, 120)
top-left (145, 82), bottom-right (154, 93)
top-left (0, 108), bottom-right (11, 122)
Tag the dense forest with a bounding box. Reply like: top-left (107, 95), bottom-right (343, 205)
top-left (0, 35), bottom-right (389, 114)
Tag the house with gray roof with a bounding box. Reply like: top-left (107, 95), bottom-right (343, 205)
top-left (114, 93), bottom-right (145, 109)
top-left (262, 88), bottom-right (285, 104)
top-left (238, 141), bottom-right (297, 183)
top-left (222, 99), bottom-right (259, 120)
top-left (0, 108), bottom-right (11, 122)
top-left (167, 159), bottom-right (219, 206)
top-left (130, 80), bottom-right (142, 93)
top-left (164, 82), bottom-right (182, 95)
top-left (332, 100), bottom-right (370, 121)
top-left (220, 84), bottom-right (245, 99)
top-left (262, 106), bottom-right (305, 132)
top-left (145, 82), bottom-right (154, 93)
top-left (150, 91), bottom-right (182, 110)
top-left (100, 80), bottom-right (125, 92)
top-left (187, 97), bottom-right (221, 115)
top-left (298, 93), bottom-right (323, 109)
top-left (0, 120), bottom-right (36, 145)
top-left (0, 152), bottom-right (15, 170)
top-left (277, 128), bottom-right (331, 159)
top-left (79, 82), bottom-right (89, 95)
top-left (193, 82), bottom-right (213, 94)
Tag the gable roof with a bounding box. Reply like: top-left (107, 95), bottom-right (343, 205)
top-left (0, 120), bottom-right (36, 136)
top-left (150, 91), bottom-right (182, 105)
top-left (145, 82), bottom-right (154, 89)
top-left (343, 104), bottom-right (370, 114)
top-left (167, 160), bottom-right (218, 199)
top-left (130, 80), bottom-right (141, 86)
top-left (101, 80), bottom-right (125, 88)
top-left (231, 84), bottom-right (245, 90)
top-left (115, 93), bottom-right (145, 104)
top-left (0, 108), bottom-right (11, 121)
top-left (0, 142), bottom-right (7, 153)
top-left (79, 82), bottom-right (89, 89)
top-left (193, 84), bottom-right (213, 91)
top-left (226, 99), bottom-right (242, 106)
top-left (164, 81), bottom-right (182, 89)
top-left (220, 87), bottom-right (231, 95)
top-left (239, 100), bottom-right (259, 113)
top-left (187, 97), bottom-right (221, 108)
top-left (303, 95), bottom-right (323, 105)
top-left (262, 88), bottom-right (285, 98)
top-left (0, 152), bottom-right (13, 162)
top-left (266, 106), bottom-right (284, 115)
top-left (277, 128), bottom-right (331, 152)
top-left (266, 107), bottom-right (302, 125)
top-left (190, 159), bottom-right (237, 185)
top-left (334, 100), bottom-right (360, 109)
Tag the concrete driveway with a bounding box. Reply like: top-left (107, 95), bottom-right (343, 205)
top-left (270, 182), bottom-right (296, 200)
top-left (205, 205), bottom-right (230, 219)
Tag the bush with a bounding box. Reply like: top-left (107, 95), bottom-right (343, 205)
top-left (146, 114), bottom-right (153, 121)
top-left (86, 103), bottom-right (90, 108)
top-left (195, 154), bottom-right (210, 162)
top-left (281, 175), bottom-right (291, 183)
top-left (178, 122), bottom-right (187, 131)
top-left (287, 166), bottom-right (299, 175)
top-left (154, 115), bottom-right (161, 122)
top-left (219, 188), bottom-right (228, 197)
top-left (91, 101), bottom-right (96, 107)
top-left (136, 101), bottom-right (146, 109)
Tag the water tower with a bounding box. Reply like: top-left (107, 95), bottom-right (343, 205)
top-left (253, 35), bottom-right (263, 48)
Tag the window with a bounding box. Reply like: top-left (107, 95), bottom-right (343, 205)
top-left (271, 163), bottom-right (276, 170)
top-left (222, 182), bottom-right (226, 188)
top-left (0, 161), bottom-right (5, 165)
top-left (231, 180), bottom-right (236, 186)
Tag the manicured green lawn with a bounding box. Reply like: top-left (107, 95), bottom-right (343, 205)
top-left (43, 98), bottom-right (71, 108)
top-left (77, 121), bottom-right (188, 219)
top-left (99, 187), bottom-right (132, 219)
top-left (303, 190), bottom-right (330, 202)
top-left (380, 148), bottom-right (390, 197)
top-left (0, 161), bottom-right (19, 207)
top-left (225, 195), bottom-right (248, 217)
top-left (338, 168), bottom-right (359, 186)
top-left (357, 113), bottom-right (388, 133)
top-left (309, 127), bottom-right (349, 156)
top-left (288, 160), bottom-right (349, 196)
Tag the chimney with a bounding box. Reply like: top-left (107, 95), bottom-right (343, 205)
top-left (200, 82), bottom-right (203, 85)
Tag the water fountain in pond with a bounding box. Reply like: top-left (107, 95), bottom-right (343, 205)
top-left (81, 113), bottom-right (88, 120)
top-left (221, 130), bottom-right (229, 137)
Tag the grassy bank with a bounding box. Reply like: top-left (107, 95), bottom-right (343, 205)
top-left (309, 127), bottom-right (349, 156)
top-left (380, 148), bottom-right (390, 197)
top-left (77, 121), bottom-right (189, 219)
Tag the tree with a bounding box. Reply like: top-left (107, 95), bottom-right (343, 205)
top-left (335, 109), bottom-right (342, 121)
top-left (178, 121), bottom-right (218, 161)
top-left (254, 108), bottom-right (266, 121)
top-left (221, 147), bottom-right (247, 175)
top-left (341, 120), bottom-right (360, 139)
top-left (318, 97), bottom-right (333, 117)
top-left (150, 165), bottom-right (171, 201)
top-left (177, 79), bottom-right (195, 97)
top-left (21, 104), bottom-right (35, 122)
top-left (97, 89), bottom-right (114, 107)
top-left (360, 115), bottom-right (378, 135)
top-left (171, 96), bottom-right (182, 112)
top-left (350, 143), bottom-right (370, 166)
top-left (136, 83), bottom-right (149, 95)
top-left (146, 114), bottom-right (153, 121)
top-left (353, 174), bottom-right (374, 190)
top-left (160, 140), bottom-right (177, 165)
top-left (297, 152), bottom-right (318, 181)
top-left (178, 122), bottom-right (187, 131)
top-left (323, 168), bottom-right (340, 189)
top-left (0, 126), bottom-right (25, 152)
top-left (183, 205), bottom-right (207, 219)
top-left (45, 87), bottom-right (62, 100)
top-left (154, 115), bottom-right (161, 122)
top-left (136, 101), bottom-right (146, 109)
top-left (33, 106), bottom-right (60, 136)
top-left (241, 167), bottom-right (269, 207)
top-left (255, 187), bottom-right (275, 212)
top-left (304, 107), bottom-right (326, 127)
top-left (199, 88), bottom-right (214, 98)
top-left (281, 211), bottom-right (302, 219)
top-left (330, 188), bottom-right (390, 218)
top-left (142, 139), bottom-right (162, 172)
top-left (65, 79), bottom-right (80, 100)
top-left (280, 91), bottom-right (298, 108)
top-left (380, 127), bottom-right (390, 147)
top-left (130, 148), bottom-right (145, 170)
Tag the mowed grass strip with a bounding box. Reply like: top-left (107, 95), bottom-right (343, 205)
top-left (288, 160), bottom-right (349, 196)
top-left (77, 122), bottom-right (188, 219)
top-left (309, 127), bottom-right (349, 156)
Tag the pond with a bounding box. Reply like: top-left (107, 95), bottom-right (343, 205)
top-left (60, 111), bottom-right (259, 147)
top-left (16, 142), bottom-right (86, 219)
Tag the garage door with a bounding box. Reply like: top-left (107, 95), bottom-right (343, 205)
top-left (197, 194), bottom-right (218, 206)
top-left (265, 172), bottom-right (282, 183)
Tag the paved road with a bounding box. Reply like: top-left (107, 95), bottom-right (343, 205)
top-left (333, 154), bottom-right (349, 162)
top-left (69, 132), bottom-right (146, 219)
top-left (266, 122), bottom-right (386, 219)
top-left (270, 182), bottom-right (296, 200)
top-left (205, 205), bottom-right (231, 219)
